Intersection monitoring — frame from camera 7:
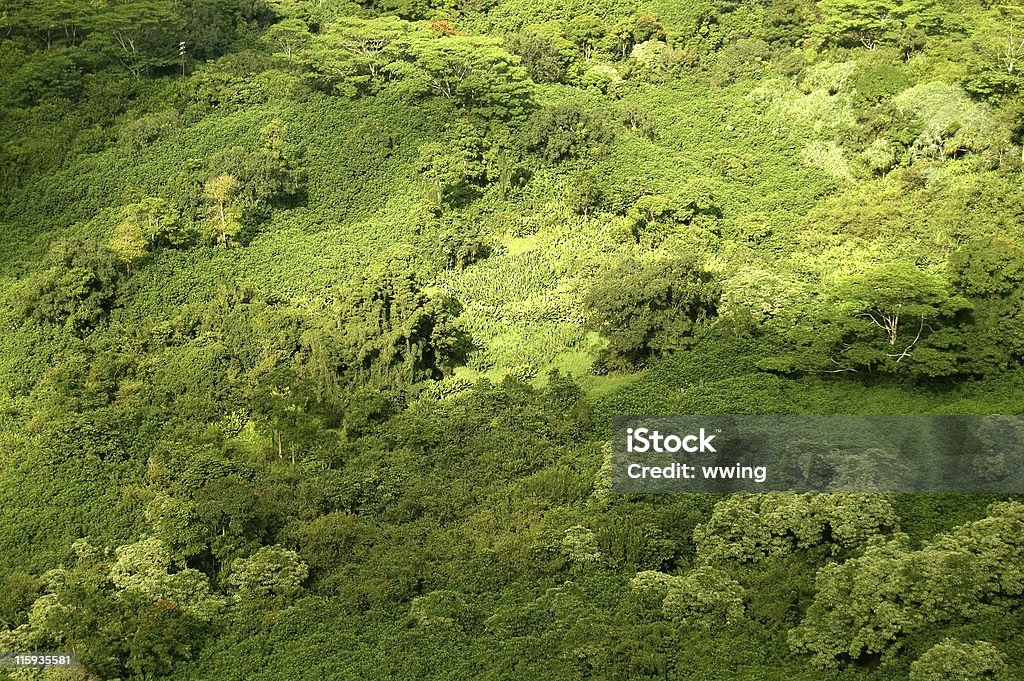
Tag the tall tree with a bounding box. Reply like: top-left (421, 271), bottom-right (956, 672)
top-left (85, 0), bottom-right (182, 78)
top-left (405, 34), bottom-right (534, 117)
top-left (202, 174), bottom-right (242, 247)
top-left (816, 0), bottom-right (945, 52)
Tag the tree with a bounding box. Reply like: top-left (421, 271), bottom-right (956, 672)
top-left (85, 0), bottom-right (183, 78)
top-left (205, 120), bottom-right (306, 225)
top-left (625, 183), bottom-right (720, 248)
top-left (109, 538), bottom-right (221, 619)
top-left (910, 639), bottom-right (1008, 681)
top-left (203, 174), bottom-right (242, 247)
top-left (568, 15), bottom-right (605, 59)
top-left (892, 82), bottom-right (993, 159)
top-left (760, 0), bottom-right (817, 46)
top-left (565, 170), bottom-right (603, 216)
top-left (760, 264), bottom-right (972, 378)
top-left (16, 239), bottom-right (123, 336)
top-left (694, 494), bottom-right (899, 564)
top-left (633, 14), bottom-right (667, 43)
top-left (249, 364), bottom-right (322, 464)
top-left (505, 25), bottom-right (576, 83)
top-left (135, 196), bottom-right (189, 248)
top-left (621, 104), bottom-right (658, 139)
top-left (178, 0), bottom-right (241, 60)
top-left (286, 512), bottom-right (363, 574)
top-left (5, 538), bottom-right (219, 680)
top-left (147, 459), bottom-right (277, 579)
top-left (971, 415), bottom-right (1024, 485)
top-left (306, 22), bottom-right (534, 113)
top-left (227, 545), bottom-right (308, 605)
top-left (203, 482), bottom-right (268, 575)
top-left (585, 257), bottom-right (720, 370)
top-left (987, 6), bottom-right (1024, 76)
top-left (107, 216), bottom-right (147, 270)
top-left (108, 195), bottom-right (181, 268)
top-left (834, 264), bottom-right (969, 364)
top-left (631, 567), bottom-right (746, 630)
top-left (949, 236), bottom-right (1024, 298)
top-left (963, 5), bottom-right (1024, 100)
top-left (408, 590), bottom-right (474, 630)
top-left (263, 18), bottom-right (310, 62)
top-left (663, 567), bottom-right (745, 629)
top-left (816, 0), bottom-right (945, 53)
top-left (0, 572), bottom-right (39, 629)
top-left (405, 34), bottom-right (534, 117)
top-left (602, 17), bottom-right (637, 59)
top-left (789, 502), bottom-right (1024, 669)
top-left (7, 0), bottom-right (92, 49)
top-left (416, 128), bottom-right (488, 209)
top-left (526, 102), bottom-right (615, 161)
top-left (333, 272), bottom-right (468, 387)
top-left (561, 525), bottom-right (601, 566)
top-left (304, 17), bottom-right (411, 95)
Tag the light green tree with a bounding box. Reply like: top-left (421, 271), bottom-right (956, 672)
top-left (816, 0), bottom-right (945, 52)
top-left (761, 263), bottom-right (971, 377)
top-left (834, 263), bottom-right (969, 364)
top-left (962, 5), bottom-right (1024, 100)
top-left (631, 567), bottom-right (746, 630)
top-left (122, 197), bottom-right (182, 246)
top-left (694, 493), bottom-right (899, 564)
top-left (227, 545), bottom-right (308, 604)
top-left (409, 590), bottom-right (473, 630)
top-left (203, 173), bottom-right (243, 247)
top-left (1, 538), bottom-right (221, 679)
top-left (304, 17), bottom-right (414, 95)
top-left (405, 34), bottom-right (533, 117)
top-left (910, 639), bottom-right (1008, 681)
top-left (107, 217), bottom-right (147, 269)
top-left (562, 525), bottom-right (601, 565)
top-left (263, 18), bottom-right (310, 62)
top-left (110, 538), bottom-right (223, 620)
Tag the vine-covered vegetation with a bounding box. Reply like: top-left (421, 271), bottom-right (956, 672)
top-left (2, 0), bottom-right (1024, 678)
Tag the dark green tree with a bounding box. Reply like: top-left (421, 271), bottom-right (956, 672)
top-left (585, 257), bottom-right (720, 370)
top-left (84, 1), bottom-right (183, 78)
top-left (526, 102), bottom-right (615, 161)
top-left (505, 26), bottom-right (575, 83)
top-left (334, 272), bottom-right (469, 386)
top-left (16, 239), bottom-right (123, 336)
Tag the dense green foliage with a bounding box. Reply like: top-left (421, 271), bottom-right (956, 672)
top-left (2, 0), bottom-right (1024, 679)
